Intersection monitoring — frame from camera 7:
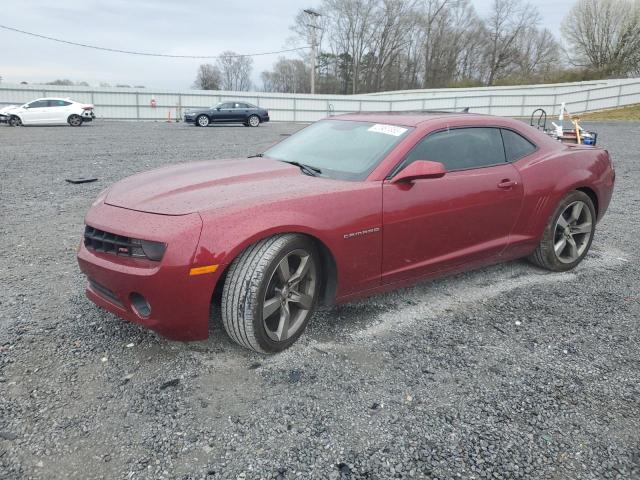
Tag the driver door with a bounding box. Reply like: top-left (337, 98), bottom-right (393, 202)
top-left (381, 127), bottom-right (524, 284)
top-left (21, 99), bottom-right (49, 124)
top-left (212, 102), bottom-right (234, 122)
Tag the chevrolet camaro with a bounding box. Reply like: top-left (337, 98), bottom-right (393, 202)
top-left (77, 112), bottom-right (615, 353)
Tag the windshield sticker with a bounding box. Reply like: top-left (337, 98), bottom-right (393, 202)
top-left (368, 124), bottom-right (408, 136)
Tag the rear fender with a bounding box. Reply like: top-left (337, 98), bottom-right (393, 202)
top-left (512, 148), bottom-right (613, 244)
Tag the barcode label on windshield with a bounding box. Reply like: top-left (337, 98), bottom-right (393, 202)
top-left (368, 124), bottom-right (408, 136)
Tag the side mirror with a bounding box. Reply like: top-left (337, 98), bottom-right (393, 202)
top-left (392, 160), bottom-right (446, 183)
top-left (23, 105), bottom-right (30, 109)
top-left (216, 107), bottom-right (221, 110)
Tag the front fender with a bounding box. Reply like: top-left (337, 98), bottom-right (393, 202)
top-left (191, 186), bottom-right (383, 298)
top-left (199, 210), bottom-right (337, 261)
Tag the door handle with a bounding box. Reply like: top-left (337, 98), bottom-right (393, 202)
top-left (497, 179), bottom-right (517, 189)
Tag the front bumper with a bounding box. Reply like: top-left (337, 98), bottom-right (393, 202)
top-left (0, 114), bottom-right (8, 124)
top-left (77, 202), bottom-right (220, 341)
top-left (184, 114), bottom-right (196, 124)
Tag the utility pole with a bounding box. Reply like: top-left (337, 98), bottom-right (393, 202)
top-left (304, 8), bottom-right (321, 95)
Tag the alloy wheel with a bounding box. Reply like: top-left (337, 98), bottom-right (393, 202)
top-left (553, 200), bottom-right (593, 263)
top-left (249, 115), bottom-right (260, 127)
top-left (262, 249), bottom-right (316, 342)
top-left (69, 115), bottom-right (82, 127)
top-left (197, 115), bottom-right (209, 127)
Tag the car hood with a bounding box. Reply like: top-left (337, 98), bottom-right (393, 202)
top-left (0, 105), bottom-right (20, 114)
top-left (104, 158), bottom-right (347, 215)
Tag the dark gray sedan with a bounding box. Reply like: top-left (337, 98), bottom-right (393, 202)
top-left (184, 101), bottom-right (270, 127)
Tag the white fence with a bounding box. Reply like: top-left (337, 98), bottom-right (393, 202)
top-left (1, 78), bottom-right (639, 122)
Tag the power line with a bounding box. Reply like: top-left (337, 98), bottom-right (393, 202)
top-left (0, 24), bottom-right (309, 59)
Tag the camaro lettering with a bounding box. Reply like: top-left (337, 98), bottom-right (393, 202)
top-left (343, 227), bottom-right (381, 239)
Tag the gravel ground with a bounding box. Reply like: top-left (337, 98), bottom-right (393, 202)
top-left (0, 120), bottom-right (638, 480)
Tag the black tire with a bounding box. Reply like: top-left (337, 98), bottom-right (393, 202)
top-left (528, 190), bottom-right (596, 271)
top-left (68, 114), bottom-right (83, 127)
top-left (221, 234), bottom-right (321, 353)
top-left (8, 115), bottom-right (21, 127)
top-left (247, 114), bottom-right (260, 127)
top-left (196, 115), bottom-right (210, 127)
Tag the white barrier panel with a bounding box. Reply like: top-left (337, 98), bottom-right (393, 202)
top-left (0, 78), bottom-right (638, 120)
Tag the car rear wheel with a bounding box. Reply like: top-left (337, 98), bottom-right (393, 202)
top-left (68, 114), bottom-right (83, 127)
top-left (529, 190), bottom-right (596, 271)
top-left (196, 115), bottom-right (210, 127)
top-left (248, 115), bottom-right (260, 127)
top-left (8, 116), bottom-right (21, 127)
top-left (221, 234), bottom-right (320, 353)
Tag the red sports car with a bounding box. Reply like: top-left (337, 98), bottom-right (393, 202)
top-left (77, 113), bottom-right (615, 353)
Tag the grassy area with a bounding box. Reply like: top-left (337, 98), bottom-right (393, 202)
top-left (579, 103), bottom-right (640, 121)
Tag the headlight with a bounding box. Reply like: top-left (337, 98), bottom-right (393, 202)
top-left (137, 239), bottom-right (167, 261)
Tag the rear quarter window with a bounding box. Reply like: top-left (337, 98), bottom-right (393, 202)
top-left (501, 129), bottom-right (537, 162)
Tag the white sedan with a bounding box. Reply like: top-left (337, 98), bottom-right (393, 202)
top-left (4, 98), bottom-right (95, 127)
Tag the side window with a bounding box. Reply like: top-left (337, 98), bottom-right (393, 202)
top-left (48, 100), bottom-right (71, 107)
top-left (219, 102), bottom-right (233, 109)
top-left (501, 129), bottom-right (536, 162)
top-left (403, 127), bottom-right (506, 171)
top-left (236, 103), bottom-right (249, 108)
top-left (28, 100), bottom-right (48, 108)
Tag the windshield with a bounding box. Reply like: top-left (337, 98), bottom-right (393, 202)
top-left (263, 119), bottom-right (413, 180)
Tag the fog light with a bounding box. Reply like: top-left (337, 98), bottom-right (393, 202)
top-left (130, 292), bottom-right (151, 318)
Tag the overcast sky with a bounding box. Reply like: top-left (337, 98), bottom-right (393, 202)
top-left (1, 0), bottom-right (575, 91)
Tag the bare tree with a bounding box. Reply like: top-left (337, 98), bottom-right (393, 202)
top-left (562, 0), bottom-right (640, 76)
top-left (367, 0), bottom-right (418, 91)
top-left (514, 27), bottom-right (560, 79)
top-left (261, 57), bottom-right (310, 93)
top-left (280, 0), bottom-right (586, 93)
top-left (323, 0), bottom-right (379, 93)
top-left (420, 0), bottom-right (485, 87)
top-left (216, 52), bottom-right (254, 91)
top-left (193, 63), bottom-right (222, 90)
top-left (483, 0), bottom-right (538, 85)
top-left (46, 79), bottom-right (75, 86)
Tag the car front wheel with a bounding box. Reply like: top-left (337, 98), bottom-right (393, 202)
top-left (68, 114), bottom-right (83, 127)
top-left (197, 115), bottom-right (210, 127)
top-left (8, 116), bottom-right (22, 127)
top-left (529, 190), bottom-right (596, 271)
top-left (221, 234), bottom-right (320, 353)
top-left (248, 114), bottom-right (260, 127)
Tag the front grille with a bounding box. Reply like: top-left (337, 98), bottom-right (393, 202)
top-left (84, 225), bottom-right (145, 258)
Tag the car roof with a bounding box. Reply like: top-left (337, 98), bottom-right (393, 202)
top-left (333, 111), bottom-right (488, 127)
top-left (30, 97), bottom-right (74, 102)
